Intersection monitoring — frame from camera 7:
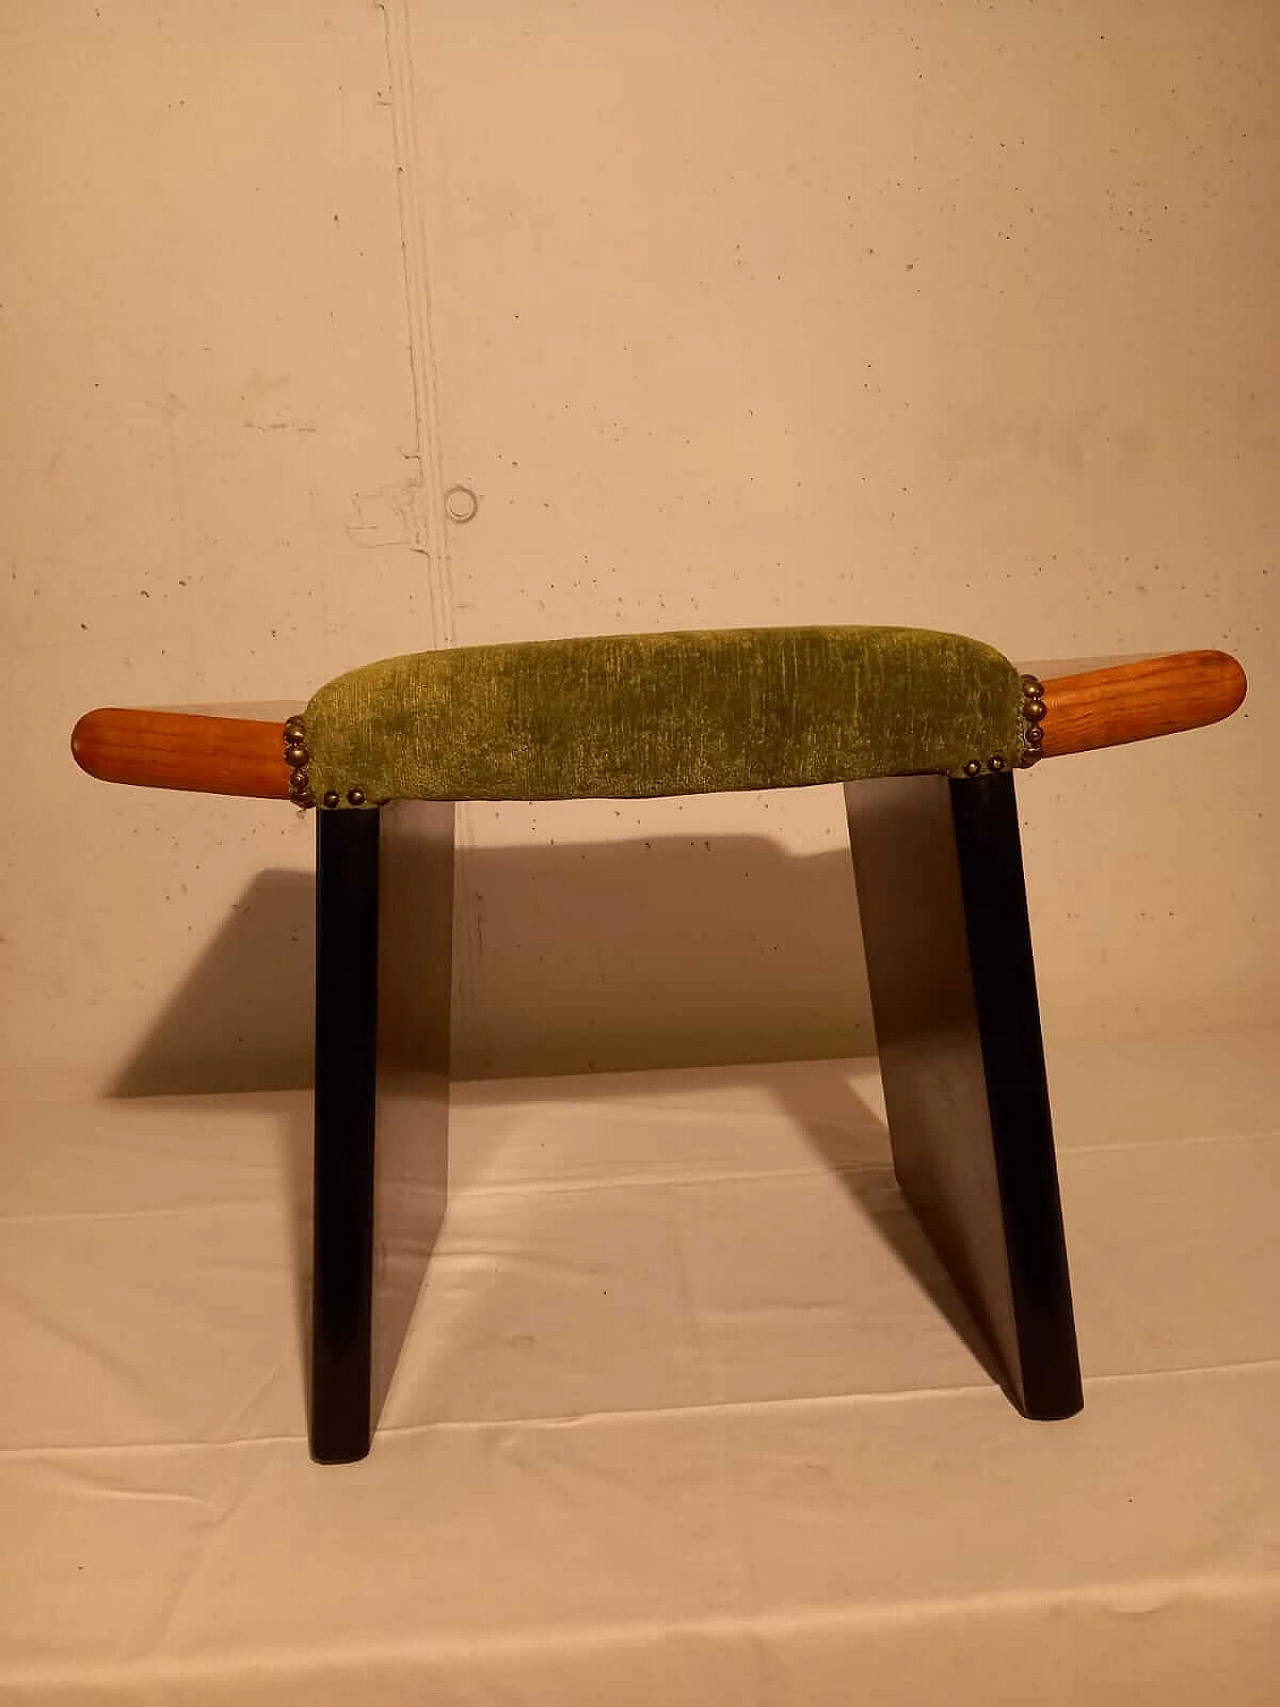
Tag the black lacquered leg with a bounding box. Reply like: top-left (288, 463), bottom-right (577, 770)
top-left (311, 808), bottom-right (381, 1463)
top-left (310, 801), bottom-right (455, 1464)
top-left (843, 773), bottom-right (1082, 1420)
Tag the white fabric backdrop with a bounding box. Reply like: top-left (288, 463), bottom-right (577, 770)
top-left (3, 1032), bottom-right (1277, 1701)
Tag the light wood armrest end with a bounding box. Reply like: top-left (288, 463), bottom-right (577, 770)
top-left (71, 707), bottom-right (294, 800)
top-left (1034, 649), bottom-right (1246, 759)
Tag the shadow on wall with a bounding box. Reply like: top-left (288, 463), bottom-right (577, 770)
top-left (109, 869), bottom-right (316, 1097)
top-left (109, 832), bottom-right (873, 1096)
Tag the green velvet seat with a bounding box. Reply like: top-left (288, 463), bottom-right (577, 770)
top-left (298, 625), bottom-right (1032, 810)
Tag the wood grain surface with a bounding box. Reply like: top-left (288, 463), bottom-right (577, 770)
top-left (1033, 649), bottom-right (1246, 759)
top-left (71, 707), bottom-right (294, 800)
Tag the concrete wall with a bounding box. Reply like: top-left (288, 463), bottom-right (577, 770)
top-left (2, 1), bottom-right (1273, 1097)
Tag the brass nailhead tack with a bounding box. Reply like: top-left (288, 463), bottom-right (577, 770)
top-left (1019, 672), bottom-right (1048, 767)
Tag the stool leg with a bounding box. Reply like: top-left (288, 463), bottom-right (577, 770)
top-left (842, 773), bottom-right (1082, 1420)
top-left (310, 800), bottom-right (455, 1463)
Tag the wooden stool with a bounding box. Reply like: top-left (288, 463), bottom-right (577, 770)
top-left (72, 635), bottom-right (1246, 1461)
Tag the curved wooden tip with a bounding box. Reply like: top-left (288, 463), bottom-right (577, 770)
top-left (1038, 650), bottom-right (1246, 760)
top-left (71, 708), bottom-right (293, 800)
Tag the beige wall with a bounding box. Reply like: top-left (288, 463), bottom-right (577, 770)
top-left (2, 1), bottom-right (1274, 1098)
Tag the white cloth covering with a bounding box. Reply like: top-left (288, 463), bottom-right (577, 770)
top-left (2, 1032), bottom-right (1278, 1703)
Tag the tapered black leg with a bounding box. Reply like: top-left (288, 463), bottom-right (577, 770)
top-left (843, 773), bottom-right (1082, 1420)
top-left (311, 808), bottom-right (381, 1463)
top-left (310, 801), bottom-right (455, 1464)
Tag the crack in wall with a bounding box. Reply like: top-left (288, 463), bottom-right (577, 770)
top-left (362, 0), bottom-right (456, 650)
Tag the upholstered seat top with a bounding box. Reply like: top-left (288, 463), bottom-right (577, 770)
top-left (299, 625), bottom-right (1033, 807)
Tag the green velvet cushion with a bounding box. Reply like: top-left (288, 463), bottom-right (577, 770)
top-left (302, 626), bottom-right (1025, 806)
